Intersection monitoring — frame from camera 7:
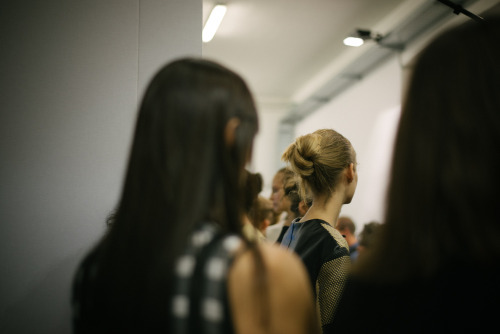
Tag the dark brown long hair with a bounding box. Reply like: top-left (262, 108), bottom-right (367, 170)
top-left (83, 58), bottom-right (258, 329)
top-left (355, 17), bottom-right (500, 281)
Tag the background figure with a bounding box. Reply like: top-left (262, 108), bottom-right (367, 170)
top-left (266, 167), bottom-right (294, 242)
top-left (248, 195), bottom-right (275, 237)
top-left (331, 16), bottom-right (500, 333)
top-left (275, 174), bottom-right (312, 243)
top-left (335, 216), bottom-right (359, 262)
top-left (285, 178), bottom-right (312, 219)
top-left (242, 170), bottom-right (267, 242)
top-left (72, 58), bottom-right (320, 334)
top-left (281, 128), bottom-right (358, 332)
top-left (356, 221), bottom-right (382, 259)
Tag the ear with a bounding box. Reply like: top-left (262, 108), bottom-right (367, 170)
top-left (298, 200), bottom-right (309, 216)
top-left (224, 117), bottom-right (240, 147)
top-left (346, 163), bottom-right (355, 183)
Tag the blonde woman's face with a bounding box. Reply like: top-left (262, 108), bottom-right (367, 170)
top-left (344, 163), bottom-right (358, 204)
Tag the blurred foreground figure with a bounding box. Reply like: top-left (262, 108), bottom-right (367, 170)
top-left (330, 16), bottom-right (500, 334)
top-left (72, 58), bottom-right (320, 334)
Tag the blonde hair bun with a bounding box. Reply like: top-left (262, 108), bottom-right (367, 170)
top-left (282, 133), bottom-right (321, 177)
top-left (282, 128), bottom-right (355, 197)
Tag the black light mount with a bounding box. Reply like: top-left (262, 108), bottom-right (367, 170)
top-left (355, 29), bottom-right (383, 42)
top-left (436, 0), bottom-right (486, 23)
top-left (352, 29), bottom-right (404, 50)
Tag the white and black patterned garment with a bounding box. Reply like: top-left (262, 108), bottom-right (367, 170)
top-left (170, 222), bottom-right (242, 334)
top-left (72, 222), bottom-right (241, 333)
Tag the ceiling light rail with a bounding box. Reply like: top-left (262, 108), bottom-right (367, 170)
top-left (280, 0), bottom-right (478, 126)
top-left (344, 29), bottom-right (405, 51)
top-left (437, 0), bottom-right (486, 22)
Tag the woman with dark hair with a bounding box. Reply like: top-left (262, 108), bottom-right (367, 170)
top-left (330, 16), bottom-right (500, 333)
top-left (242, 170), bottom-right (267, 242)
top-left (72, 58), bottom-right (319, 333)
top-left (247, 195), bottom-right (274, 238)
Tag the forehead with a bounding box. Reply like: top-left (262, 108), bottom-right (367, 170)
top-left (272, 172), bottom-right (284, 186)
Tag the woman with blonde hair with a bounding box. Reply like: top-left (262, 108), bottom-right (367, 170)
top-left (281, 128), bottom-right (358, 332)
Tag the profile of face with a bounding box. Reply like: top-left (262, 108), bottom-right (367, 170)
top-left (344, 162), bottom-right (358, 204)
top-left (280, 194), bottom-right (292, 214)
top-left (270, 172), bottom-right (285, 214)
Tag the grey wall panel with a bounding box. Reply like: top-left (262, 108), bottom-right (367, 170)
top-left (0, 1), bottom-right (201, 332)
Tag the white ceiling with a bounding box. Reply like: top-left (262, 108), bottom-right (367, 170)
top-left (202, 0), bottom-right (406, 108)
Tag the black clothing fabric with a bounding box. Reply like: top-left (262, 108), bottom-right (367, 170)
top-left (281, 218), bottom-right (350, 331)
top-left (329, 263), bottom-right (500, 333)
top-left (72, 222), bottom-right (240, 334)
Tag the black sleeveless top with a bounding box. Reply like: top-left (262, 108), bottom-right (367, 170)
top-left (72, 222), bottom-right (241, 333)
top-left (281, 218), bottom-right (350, 331)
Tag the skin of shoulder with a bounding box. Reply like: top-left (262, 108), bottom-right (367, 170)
top-left (228, 242), bottom-right (321, 334)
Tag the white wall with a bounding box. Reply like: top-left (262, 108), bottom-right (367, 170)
top-left (294, 55), bottom-right (403, 233)
top-left (0, 1), bottom-right (201, 333)
top-left (251, 102), bottom-right (291, 197)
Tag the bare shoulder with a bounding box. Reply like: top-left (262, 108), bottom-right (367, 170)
top-left (256, 243), bottom-right (308, 282)
top-left (228, 242), bottom-right (320, 334)
top-left (230, 242), bottom-right (311, 295)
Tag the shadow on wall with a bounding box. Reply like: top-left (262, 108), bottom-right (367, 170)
top-left (0, 248), bottom-right (87, 334)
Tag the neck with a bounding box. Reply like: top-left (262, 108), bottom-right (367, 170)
top-left (284, 211), bottom-right (297, 226)
top-left (300, 191), bottom-right (345, 226)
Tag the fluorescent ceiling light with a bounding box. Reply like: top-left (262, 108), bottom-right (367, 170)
top-left (202, 4), bottom-right (227, 43)
top-left (343, 37), bottom-right (364, 47)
